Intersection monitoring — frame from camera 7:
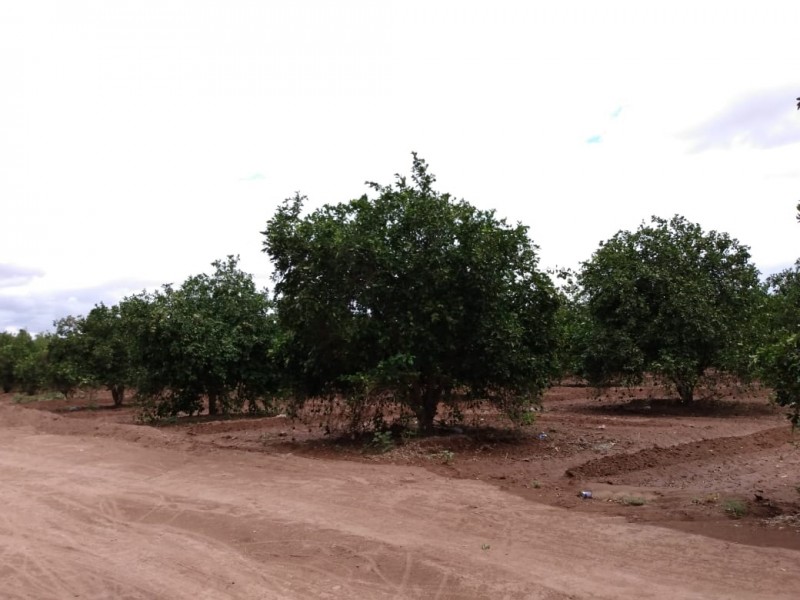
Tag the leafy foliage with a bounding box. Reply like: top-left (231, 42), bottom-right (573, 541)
top-left (83, 304), bottom-right (135, 405)
top-left (2, 330), bottom-right (71, 395)
top-left (757, 260), bottom-right (800, 425)
top-left (763, 260), bottom-right (800, 335)
top-left (123, 256), bottom-right (279, 419)
top-left (10, 331), bottom-right (50, 395)
top-left (578, 215), bottom-right (761, 401)
top-left (43, 307), bottom-right (136, 404)
top-left (0, 331), bottom-right (17, 393)
top-left (262, 154), bottom-right (559, 432)
top-left (550, 268), bottom-right (594, 379)
top-left (46, 316), bottom-right (90, 397)
top-left (747, 202), bottom-right (800, 424)
top-left (759, 333), bottom-right (800, 426)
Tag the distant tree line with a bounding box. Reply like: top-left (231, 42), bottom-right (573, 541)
top-left (2, 155), bottom-right (798, 430)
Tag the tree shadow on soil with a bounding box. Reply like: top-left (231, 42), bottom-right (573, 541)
top-left (51, 403), bottom-right (127, 413)
top-left (273, 423), bottom-right (538, 456)
top-left (577, 397), bottom-right (780, 418)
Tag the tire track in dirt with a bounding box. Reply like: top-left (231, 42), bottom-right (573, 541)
top-left (565, 426), bottom-right (792, 479)
top-left (0, 436), bottom-right (490, 599)
top-left (2, 400), bottom-right (799, 599)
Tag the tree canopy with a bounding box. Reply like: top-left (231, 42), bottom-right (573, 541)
top-left (0, 331), bottom-right (19, 393)
top-left (46, 316), bottom-right (89, 397)
top-left (763, 261), bottom-right (800, 336)
top-left (123, 256), bottom-right (278, 418)
top-left (0, 330), bottom-right (50, 395)
top-left (757, 255), bottom-right (800, 425)
top-left (262, 154), bottom-right (559, 432)
top-left (82, 304), bottom-right (134, 405)
top-left (578, 215), bottom-right (762, 401)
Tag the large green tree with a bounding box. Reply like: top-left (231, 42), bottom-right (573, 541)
top-left (549, 268), bottom-right (595, 380)
top-left (756, 193), bottom-right (800, 423)
top-left (763, 261), bottom-right (800, 336)
top-left (759, 332), bottom-right (800, 426)
top-left (45, 307), bottom-right (135, 404)
top-left (46, 316), bottom-right (90, 397)
top-left (578, 215), bottom-right (761, 402)
top-left (10, 330), bottom-right (50, 395)
top-left (757, 214), bottom-right (800, 425)
top-left (262, 154), bottom-right (559, 432)
top-left (0, 330), bottom-right (52, 394)
top-left (0, 331), bottom-right (17, 392)
top-left (82, 304), bottom-right (135, 406)
top-left (124, 256), bottom-right (278, 418)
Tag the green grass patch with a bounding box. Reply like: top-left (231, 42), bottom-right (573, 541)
top-left (368, 431), bottom-right (394, 454)
top-left (428, 450), bottom-right (455, 465)
top-left (723, 498), bottom-right (748, 519)
top-left (12, 391), bottom-right (65, 404)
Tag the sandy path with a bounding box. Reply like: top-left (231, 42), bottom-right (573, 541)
top-left (0, 405), bottom-right (796, 599)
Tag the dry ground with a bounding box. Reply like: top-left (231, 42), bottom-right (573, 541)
top-left (1, 384), bottom-right (798, 599)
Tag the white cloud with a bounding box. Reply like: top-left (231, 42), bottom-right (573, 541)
top-left (0, 264), bottom-right (44, 288)
top-left (682, 86), bottom-right (800, 151)
top-left (0, 278), bottom-right (159, 333)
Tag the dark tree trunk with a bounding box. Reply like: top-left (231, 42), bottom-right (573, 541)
top-left (413, 384), bottom-right (441, 435)
top-left (111, 385), bottom-right (125, 407)
top-left (676, 380), bottom-right (694, 403)
top-left (208, 392), bottom-right (219, 416)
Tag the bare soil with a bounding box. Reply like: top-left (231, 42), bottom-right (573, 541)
top-left (1, 384), bottom-right (799, 599)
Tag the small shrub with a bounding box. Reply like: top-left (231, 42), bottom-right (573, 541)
top-left (530, 480), bottom-right (541, 489)
top-left (517, 410), bottom-right (537, 427)
top-left (369, 430), bottom-right (394, 454)
top-left (400, 428), bottom-right (418, 443)
top-left (621, 496), bottom-right (646, 506)
top-left (723, 498), bottom-right (748, 519)
top-left (137, 410), bottom-right (178, 426)
top-left (427, 450), bottom-right (455, 465)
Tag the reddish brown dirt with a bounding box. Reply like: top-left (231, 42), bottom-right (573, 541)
top-left (2, 385), bottom-right (799, 599)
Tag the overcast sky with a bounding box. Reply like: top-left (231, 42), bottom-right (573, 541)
top-left (2, 1), bottom-right (799, 333)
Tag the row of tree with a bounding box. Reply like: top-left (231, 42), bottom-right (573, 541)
top-left (2, 156), bottom-right (798, 431)
top-left (1, 257), bottom-right (279, 419)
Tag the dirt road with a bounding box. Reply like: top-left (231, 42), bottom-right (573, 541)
top-left (0, 402), bottom-right (796, 599)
